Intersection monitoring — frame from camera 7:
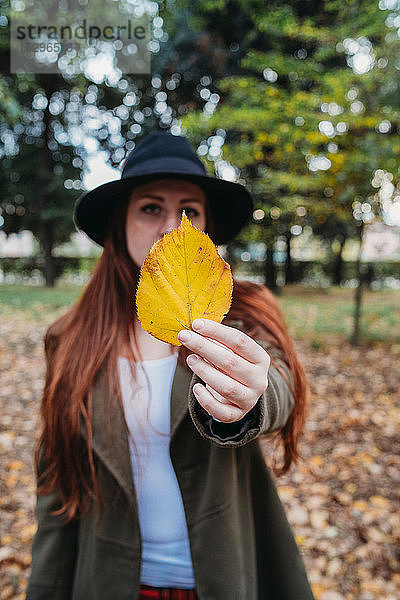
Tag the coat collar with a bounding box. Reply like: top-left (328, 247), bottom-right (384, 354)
top-left (83, 318), bottom-right (244, 505)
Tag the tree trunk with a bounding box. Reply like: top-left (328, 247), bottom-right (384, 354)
top-left (333, 236), bottom-right (346, 286)
top-left (285, 231), bottom-right (294, 284)
top-left (37, 76), bottom-right (58, 287)
top-left (224, 243), bottom-right (235, 265)
top-left (351, 223), bottom-right (365, 346)
top-left (263, 242), bottom-right (277, 290)
top-left (40, 224), bottom-right (56, 287)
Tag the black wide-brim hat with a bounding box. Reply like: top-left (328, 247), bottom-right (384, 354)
top-left (73, 131), bottom-right (253, 246)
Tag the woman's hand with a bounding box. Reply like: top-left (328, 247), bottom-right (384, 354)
top-left (177, 318), bottom-right (270, 423)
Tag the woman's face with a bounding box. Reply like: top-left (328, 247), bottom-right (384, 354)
top-left (125, 177), bottom-right (207, 267)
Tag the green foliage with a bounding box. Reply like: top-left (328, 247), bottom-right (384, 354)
top-left (179, 0), bottom-right (400, 257)
top-left (2, 0), bottom-right (400, 296)
top-left (0, 2), bottom-right (166, 286)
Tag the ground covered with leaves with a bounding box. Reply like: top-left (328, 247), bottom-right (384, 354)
top-left (0, 312), bottom-right (399, 599)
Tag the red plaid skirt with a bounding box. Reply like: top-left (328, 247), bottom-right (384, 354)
top-left (139, 584), bottom-right (198, 599)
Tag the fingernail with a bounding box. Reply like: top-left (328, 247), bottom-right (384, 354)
top-left (192, 318), bottom-right (204, 330)
top-left (178, 330), bottom-right (191, 343)
top-left (187, 354), bottom-right (198, 364)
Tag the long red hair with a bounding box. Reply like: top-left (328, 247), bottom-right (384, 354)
top-left (36, 195), bottom-right (310, 522)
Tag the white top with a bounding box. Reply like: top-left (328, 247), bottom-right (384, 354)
top-left (118, 353), bottom-right (195, 588)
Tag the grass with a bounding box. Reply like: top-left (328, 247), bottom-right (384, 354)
top-left (0, 283), bottom-right (399, 345)
top-left (0, 283), bottom-right (83, 321)
top-left (277, 285), bottom-right (400, 346)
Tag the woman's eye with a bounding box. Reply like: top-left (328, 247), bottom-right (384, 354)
top-left (139, 204), bottom-right (199, 218)
top-left (182, 207), bottom-right (199, 218)
top-left (141, 203), bottom-right (161, 215)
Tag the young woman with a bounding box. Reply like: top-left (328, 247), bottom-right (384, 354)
top-left (27, 131), bottom-right (315, 600)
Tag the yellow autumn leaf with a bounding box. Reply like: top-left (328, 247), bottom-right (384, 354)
top-left (310, 455), bottom-right (323, 467)
top-left (136, 212), bottom-right (233, 345)
top-left (20, 523), bottom-right (37, 543)
top-left (7, 460), bottom-right (25, 471)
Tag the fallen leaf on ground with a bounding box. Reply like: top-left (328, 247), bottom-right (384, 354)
top-left (1, 306), bottom-right (399, 599)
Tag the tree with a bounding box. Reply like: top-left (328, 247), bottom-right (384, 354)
top-left (0, 2), bottom-right (157, 285)
top-left (174, 0), bottom-right (400, 345)
top-left (1, 73), bottom-right (96, 285)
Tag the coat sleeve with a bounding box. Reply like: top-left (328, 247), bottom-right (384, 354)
top-left (26, 489), bottom-right (79, 600)
top-left (188, 338), bottom-right (295, 448)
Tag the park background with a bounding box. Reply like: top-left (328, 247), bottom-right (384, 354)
top-left (0, 1), bottom-right (399, 598)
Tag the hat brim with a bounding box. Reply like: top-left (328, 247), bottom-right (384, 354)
top-left (74, 172), bottom-right (253, 246)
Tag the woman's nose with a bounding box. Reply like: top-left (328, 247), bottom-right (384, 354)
top-left (159, 214), bottom-right (181, 236)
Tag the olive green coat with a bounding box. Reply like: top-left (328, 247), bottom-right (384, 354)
top-left (27, 322), bottom-right (315, 600)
